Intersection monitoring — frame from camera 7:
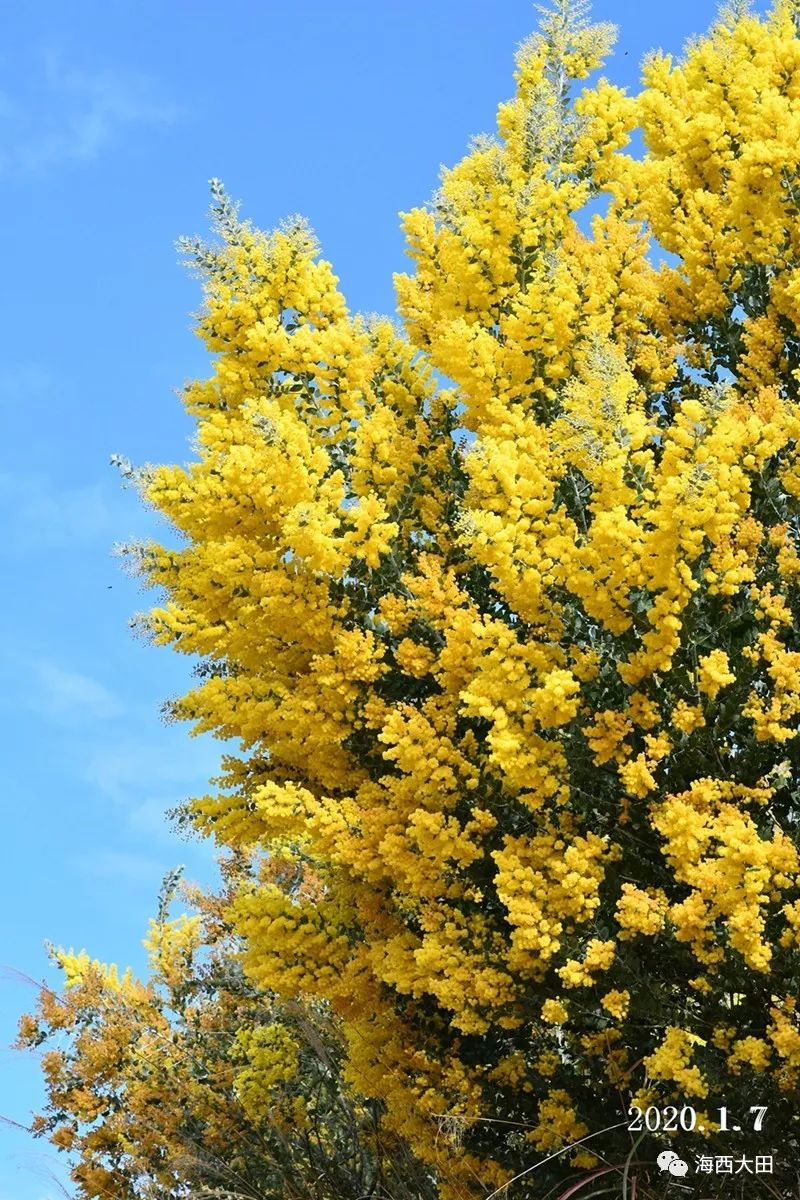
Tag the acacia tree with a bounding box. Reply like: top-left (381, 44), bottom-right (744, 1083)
top-left (18, 859), bottom-right (437, 1200)
top-left (21, 1), bottom-right (800, 1196)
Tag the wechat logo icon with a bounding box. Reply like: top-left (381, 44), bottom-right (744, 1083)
top-left (657, 1150), bottom-right (689, 1177)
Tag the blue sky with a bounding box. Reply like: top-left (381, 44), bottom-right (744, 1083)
top-left (0, 0), bottom-right (751, 1195)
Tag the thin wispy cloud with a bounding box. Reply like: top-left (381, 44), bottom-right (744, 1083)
top-left (0, 471), bottom-right (132, 550)
top-left (0, 49), bottom-right (179, 177)
top-left (83, 735), bottom-right (220, 807)
top-left (33, 661), bottom-right (123, 722)
top-left (83, 735), bottom-right (221, 869)
top-left (128, 794), bottom-right (183, 840)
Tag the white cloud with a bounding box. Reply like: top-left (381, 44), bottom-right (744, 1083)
top-left (0, 49), bottom-right (179, 177)
top-left (33, 661), bottom-right (123, 721)
top-left (127, 794), bottom-right (180, 840)
top-left (82, 735), bottom-right (222, 872)
top-left (83, 733), bottom-right (221, 806)
top-left (0, 471), bottom-right (127, 549)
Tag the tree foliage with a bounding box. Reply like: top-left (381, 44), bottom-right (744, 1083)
top-left (18, 857), bottom-right (437, 1200)
top-left (21, 1), bottom-right (800, 1196)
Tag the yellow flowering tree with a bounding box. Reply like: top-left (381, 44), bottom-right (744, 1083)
top-left (18, 860), bottom-right (437, 1200)
top-left (23, 0), bottom-right (800, 1195)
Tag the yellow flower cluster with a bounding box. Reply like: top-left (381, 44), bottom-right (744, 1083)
top-left (697, 649), bottom-right (736, 700)
top-left (233, 1024), bottom-right (300, 1120)
top-left (143, 915), bottom-right (203, 989)
top-left (615, 884), bottom-right (669, 940)
top-left (528, 1089), bottom-right (589, 1152)
top-left (557, 940), bottom-right (616, 989)
top-left (601, 989), bottom-right (630, 1021)
top-left (541, 998), bottom-right (570, 1025)
top-left (768, 998), bottom-right (800, 1087)
top-left (493, 830), bottom-right (615, 975)
top-left (652, 779), bottom-right (798, 971)
top-left (727, 1036), bottom-right (772, 1074)
top-left (644, 1028), bottom-right (709, 1099)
